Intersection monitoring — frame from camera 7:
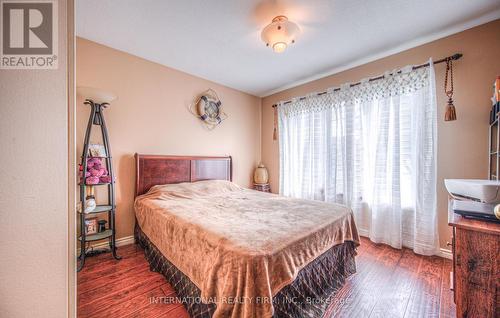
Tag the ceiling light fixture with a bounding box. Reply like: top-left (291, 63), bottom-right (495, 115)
top-left (261, 16), bottom-right (300, 53)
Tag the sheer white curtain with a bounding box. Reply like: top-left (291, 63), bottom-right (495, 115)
top-left (278, 61), bottom-right (439, 255)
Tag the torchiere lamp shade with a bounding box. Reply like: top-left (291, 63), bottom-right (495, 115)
top-left (77, 86), bottom-right (117, 105)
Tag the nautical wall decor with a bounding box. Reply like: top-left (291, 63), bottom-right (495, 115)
top-left (190, 89), bottom-right (227, 130)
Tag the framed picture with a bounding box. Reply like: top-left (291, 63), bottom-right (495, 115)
top-left (85, 217), bottom-right (98, 235)
top-left (88, 143), bottom-right (107, 157)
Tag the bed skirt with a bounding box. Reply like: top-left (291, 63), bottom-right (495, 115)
top-left (135, 224), bottom-right (357, 318)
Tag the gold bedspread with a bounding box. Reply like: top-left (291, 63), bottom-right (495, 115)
top-left (134, 180), bottom-right (360, 318)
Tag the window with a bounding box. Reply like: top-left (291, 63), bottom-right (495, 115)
top-left (278, 63), bottom-right (439, 255)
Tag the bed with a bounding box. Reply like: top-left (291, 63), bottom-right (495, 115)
top-left (133, 154), bottom-right (360, 318)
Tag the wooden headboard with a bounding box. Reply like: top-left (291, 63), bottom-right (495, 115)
top-left (134, 154), bottom-right (232, 197)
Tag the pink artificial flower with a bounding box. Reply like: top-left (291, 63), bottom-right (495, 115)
top-left (79, 171), bottom-right (91, 178)
top-left (90, 168), bottom-right (104, 177)
top-left (86, 176), bottom-right (100, 185)
top-left (86, 157), bottom-right (101, 168)
top-left (99, 175), bottom-right (112, 183)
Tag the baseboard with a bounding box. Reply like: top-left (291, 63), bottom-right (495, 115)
top-left (358, 229), bottom-right (453, 259)
top-left (77, 235), bottom-right (135, 255)
top-left (438, 248), bottom-right (453, 260)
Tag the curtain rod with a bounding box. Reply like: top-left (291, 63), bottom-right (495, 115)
top-left (272, 53), bottom-right (463, 108)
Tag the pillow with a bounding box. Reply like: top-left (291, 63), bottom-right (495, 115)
top-left (147, 179), bottom-right (242, 199)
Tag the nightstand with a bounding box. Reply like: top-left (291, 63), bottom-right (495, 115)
top-left (253, 183), bottom-right (271, 193)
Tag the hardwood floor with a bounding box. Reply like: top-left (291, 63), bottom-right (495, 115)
top-left (78, 237), bottom-right (456, 318)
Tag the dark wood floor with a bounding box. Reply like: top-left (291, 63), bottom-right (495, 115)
top-left (78, 237), bottom-right (456, 318)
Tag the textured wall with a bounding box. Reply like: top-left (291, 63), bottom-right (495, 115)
top-left (76, 37), bottom-right (262, 241)
top-left (0, 1), bottom-right (70, 317)
top-left (261, 20), bottom-right (500, 250)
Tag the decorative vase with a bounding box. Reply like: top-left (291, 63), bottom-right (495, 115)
top-left (86, 185), bottom-right (95, 199)
top-left (253, 163), bottom-right (269, 184)
top-left (494, 204), bottom-right (500, 220)
top-left (77, 198), bottom-right (96, 214)
top-left (98, 220), bottom-right (107, 233)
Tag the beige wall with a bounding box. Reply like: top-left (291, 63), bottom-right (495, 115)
top-left (76, 38), bottom-right (261, 240)
top-left (0, 1), bottom-right (72, 317)
top-left (77, 21), bottom-right (499, 250)
top-left (261, 20), bottom-right (500, 250)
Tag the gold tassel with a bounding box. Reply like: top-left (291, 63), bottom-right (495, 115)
top-left (443, 58), bottom-right (457, 121)
top-left (273, 106), bottom-right (278, 140)
top-left (444, 97), bottom-right (456, 121)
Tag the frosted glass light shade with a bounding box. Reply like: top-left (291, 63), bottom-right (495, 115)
top-left (261, 16), bottom-right (300, 53)
top-left (77, 86), bottom-right (117, 104)
top-left (273, 42), bottom-right (287, 53)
